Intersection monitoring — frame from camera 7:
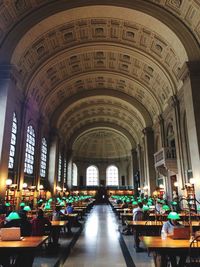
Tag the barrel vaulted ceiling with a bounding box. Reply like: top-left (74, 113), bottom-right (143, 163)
top-left (0, 0), bottom-right (200, 158)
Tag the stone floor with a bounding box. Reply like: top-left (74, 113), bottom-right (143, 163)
top-left (32, 204), bottom-right (155, 267)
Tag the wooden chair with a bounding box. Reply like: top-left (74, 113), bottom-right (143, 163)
top-left (187, 235), bottom-right (200, 266)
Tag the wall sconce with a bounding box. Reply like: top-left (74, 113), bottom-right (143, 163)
top-left (56, 186), bottom-right (62, 191)
top-left (174, 182), bottom-right (179, 187)
top-left (143, 185), bottom-right (148, 191)
top-left (6, 179), bottom-right (12, 186)
top-left (159, 184), bottom-right (164, 190)
top-left (189, 178), bottom-right (196, 185)
top-left (22, 183), bottom-right (28, 189)
top-left (39, 185), bottom-right (44, 190)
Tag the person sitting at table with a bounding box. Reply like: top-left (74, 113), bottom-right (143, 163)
top-left (31, 209), bottom-right (51, 236)
top-left (132, 202), bottom-right (144, 252)
top-left (121, 200), bottom-right (129, 209)
top-left (161, 211), bottom-right (181, 236)
top-left (66, 203), bottom-right (74, 214)
top-left (52, 205), bottom-right (64, 221)
top-left (65, 203), bottom-right (74, 234)
top-left (161, 212), bottom-right (187, 267)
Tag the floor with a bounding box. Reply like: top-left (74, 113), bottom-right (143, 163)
top-left (62, 204), bottom-right (155, 267)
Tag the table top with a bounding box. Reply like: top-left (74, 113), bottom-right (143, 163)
top-left (51, 220), bottom-right (68, 227)
top-left (126, 220), bottom-right (163, 226)
top-left (142, 236), bottom-right (192, 250)
top-left (126, 220), bottom-right (200, 226)
top-left (0, 236), bottom-right (48, 249)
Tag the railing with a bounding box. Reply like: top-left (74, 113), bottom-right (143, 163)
top-left (154, 147), bottom-right (176, 165)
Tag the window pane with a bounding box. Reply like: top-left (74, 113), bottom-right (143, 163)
top-left (86, 166), bottom-right (98, 186)
top-left (106, 165), bottom-right (119, 186)
top-left (72, 163), bottom-right (78, 186)
top-left (24, 125), bottom-right (35, 174)
top-left (40, 138), bottom-right (47, 178)
top-left (8, 113), bottom-right (17, 169)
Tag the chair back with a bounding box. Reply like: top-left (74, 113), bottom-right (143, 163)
top-left (134, 211), bottom-right (144, 221)
top-left (189, 235), bottom-right (200, 266)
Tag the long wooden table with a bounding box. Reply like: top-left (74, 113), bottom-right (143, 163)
top-left (0, 236), bottom-right (48, 267)
top-left (142, 236), bottom-right (195, 267)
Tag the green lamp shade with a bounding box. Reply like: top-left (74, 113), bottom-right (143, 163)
top-left (59, 201), bottom-right (65, 207)
top-left (162, 205), bottom-right (170, 211)
top-left (167, 212), bottom-right (180, 220)
top-left (132, 201), bottom-right (138, 205)
top-left (23, 206), bottom-right (31, 211)
top-left (143, 205), bottom-right (150, 211)
top-left (6, 212), bottom-right (20, 220)
top-left (5, 202), bottom-right (11, 207)
top-left (20, 202), bottom-right (25, 207)
top-left (171, 201), bottom-right (177, 206)
top-left (44, 203), bottom-right (51, 210)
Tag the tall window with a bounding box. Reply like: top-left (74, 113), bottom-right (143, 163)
top-left (40, 138), bottom-right (47, 178)
top-left (63, 159), bottom-right (67, 183)
top-left (86, 165), bottom-right (99, 186)
top-left (24, 125), bottom-right (35, 174)
top-left (106, 165), bottom-right (119, 186)
top-left (72, 163), bottom-right (78, 186)
top-left (58, 154), bottom-right (62, 182)
top-left (8, 113), bottom-right (17, 169)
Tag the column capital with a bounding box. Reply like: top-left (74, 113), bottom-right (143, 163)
top-left (178, 61), bottom-right (200, 82)
top-left (158, 114), bottom-right (164, 123)
top-left (0, 64), bottom-right (21, 85)
top-left (142, 127), bottom-right (153, 135)
top-left (169, 95), bottom-right (179, 108)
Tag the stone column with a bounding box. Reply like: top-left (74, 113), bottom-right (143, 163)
top-left (158, 114), bottom-right (166, 147)
top-left (66, 149), bottom-right (73, 189)
top-left (143, 127), bottom-right (156, 194)
top-left (169, 95), bottom-right (186, 190)
top-left (48, 129), bottom-right (60, 195)
top-left (0, 65), bottom-right (20, 198)
top-left (137, 144), bottom-right (145, 188)
top-left (179, 62), bottom-right (200, 201)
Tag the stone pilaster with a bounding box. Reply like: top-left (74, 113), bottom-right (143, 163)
top-left (0, 65), bottom-right (20, 198)
top-left (179, 61), bottom-right (200, 201)
top-left (48, 128), bottom-right (60, 195)
top-left (142, 127), bottom-right (156, 195)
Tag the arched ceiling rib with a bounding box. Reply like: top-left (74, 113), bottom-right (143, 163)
top-left (57, 96), bottom-right (144, 144)
top-left (51, 89), bottom-right (152, 130)
top-left (69, 123), bottom-right (136, 149)
top-left (0, 1), bottom-right (197, 152)
top-left (0, 1), bottom-right (199, 62)
top-left (72, 128), bottom-right (132, 159)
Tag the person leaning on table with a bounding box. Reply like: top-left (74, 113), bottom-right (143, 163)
top-left (161, 212), bottom-right (186, 267)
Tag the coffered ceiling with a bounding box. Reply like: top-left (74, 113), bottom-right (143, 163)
top-left (1, 0), bottom-right (199, 158)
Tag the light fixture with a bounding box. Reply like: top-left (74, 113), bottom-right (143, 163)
top-left (159, 184), bottom-right (164, 189)
top-left (39, 185), bottom-right (44, 190)
top-left (22, 183), bottom-right (28, 189)
top-left (143, 185), bottom-right (148, 190)
top-left (56, 186), bottom-right (62, 191)
top-left (6, 179), bottom-right (12, 186)
top-left (189, 178), bottom-right (195, 185)
top-left (63, 188), bottom-right (67, 191)
top-left (174, 182), bottom-right (179, 187)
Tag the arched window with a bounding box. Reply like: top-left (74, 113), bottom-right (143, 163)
top-left (63, 159), bottom-right (67, 183)
top-left (106, 165), bottom-right (119, 186)
top-left (72, 163), bottom-right (78, 186)
top-left (40, 138), bottom-right (47, 178)
top-left (8, 113), bottom-right (17, 169)
top-left (58, 154), bottom-right (62, 182)
top-left (24, 125), bottom-right (35, 174)
top-left (86, 165), bottom-right (99, 186)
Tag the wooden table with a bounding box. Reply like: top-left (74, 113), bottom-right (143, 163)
top-left (50, 220), bottom-right (68, 245)
top-left (0, 236), bottom-right (48, 267)
top-left (142, 236), bottom-right (194, 267)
